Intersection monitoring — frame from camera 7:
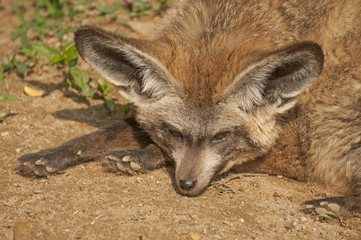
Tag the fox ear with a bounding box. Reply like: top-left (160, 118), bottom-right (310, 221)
top-left (223, 42), bottom-right (324, 112)
top-left (74, 26), bottom-right (181, 104)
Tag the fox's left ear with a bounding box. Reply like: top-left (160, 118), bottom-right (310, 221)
top-left (74, 26), bottom-right (182, 105)
top-left (222, 42), bottom-right (324, 112)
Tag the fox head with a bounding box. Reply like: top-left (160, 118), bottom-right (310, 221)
top-left (74, 26), bottom-right (323, 196)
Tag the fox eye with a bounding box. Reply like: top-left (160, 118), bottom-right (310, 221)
top-left (211, 131), bottom-right (230, 143)
top-left (169, 129), bottom-right (183, 139)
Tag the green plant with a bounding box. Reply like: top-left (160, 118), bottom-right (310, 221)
top-left (319, 211), bottom-right (337, 222)
top-left (213, 184), bottom-right (235, 195)
top-left (1, 55), bottom-right (27, 75)
top-left (1, 0), bottom-right (172, 115)
top-left (0, 94), bottom-right (20, 103)
top-left (13, 0), bottom-right (83, 46)
top-left (157, 0), bottom-right (172, 8)
top-left (130, 0), bottom-right (152, 17)
top-left (126, 0), bottom-right (172, 17)
top-left (67, 68), bottom-right (94, 101)
top-left (98, 2), bottom-right (122, 17)
top-left (0, 56), bottom-right (22, 117)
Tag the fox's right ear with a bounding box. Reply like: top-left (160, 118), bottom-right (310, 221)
top-left (74, 26), bottom-right (182, 104)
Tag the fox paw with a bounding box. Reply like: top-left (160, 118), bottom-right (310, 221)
top-left (18, 150), bottom-right (68, 176)
top-left (105, 151), bottom-right (146, 175)
top-left (303, 196), bottom-right (361, 221)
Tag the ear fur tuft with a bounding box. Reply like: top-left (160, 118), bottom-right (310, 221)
top-left (222, 42), bottom-right (324, 112)
top-left (74, 26), bottom-right (182, 103)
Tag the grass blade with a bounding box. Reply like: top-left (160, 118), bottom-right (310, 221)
top-left (0, 94), bottom-right (20, 102)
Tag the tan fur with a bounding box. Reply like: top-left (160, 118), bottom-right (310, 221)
top-left (153, 1), bottom-right (358, 101)
top-left (149, 0), bottom-right (361, 194)
top-left (73, 0), bottom-right (361, 196)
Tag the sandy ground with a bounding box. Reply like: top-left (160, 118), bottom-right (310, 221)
top-left (1, 1), bottom-right (360, 239)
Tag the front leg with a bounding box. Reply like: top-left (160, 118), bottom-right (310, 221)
top-left (18, 118), bottom-right (164, 176)
top-left (106, 144), bottom-right (167, 175)
top-left (303, 196), bottom-right (361, 220)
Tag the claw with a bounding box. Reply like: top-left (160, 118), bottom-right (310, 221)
top-left (121, 156), bottom-right (132, 163)
top-left (106, 155), bottom-right (119, 162)
top-left (23, 161), bottom-right (31, 167)
top-left (35, 159), bottom-right (47, 166)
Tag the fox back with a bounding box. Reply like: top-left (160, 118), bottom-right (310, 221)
top-left (74, 0), bottom-right (361, 195)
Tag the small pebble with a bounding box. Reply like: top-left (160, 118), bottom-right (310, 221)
top-left (1, 131), bottom-right (9, 137)
top-left (320, 201), bottom-right (328, 206)
top-left (78, 5), bottom-right (85, 12)
top-left (284, 222), bottom-right (294, 230)
top-left (188, 232), bottom-right (201, 240)
top-left (327, 203), bottom-right (341, 213)
top-left (305, 204), bottom-right (314, 209)
top-left (239, 218), bottom-right (245, 223)
top-left (34, 190), bottom-right (42, 194)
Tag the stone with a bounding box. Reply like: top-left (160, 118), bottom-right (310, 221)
top-left (188, 232), bottom-right (202, 240)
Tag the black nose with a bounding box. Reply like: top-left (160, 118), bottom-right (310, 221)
top-left (179, 179), bottom-right (198, 191)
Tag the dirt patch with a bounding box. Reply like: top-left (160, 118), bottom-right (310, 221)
top-left (1, 1), bottom-right (360, 239)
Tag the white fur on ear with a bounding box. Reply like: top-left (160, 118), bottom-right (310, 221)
top-left (221, 42), bottom-right (324, 112)
top-left (74, 26), bottom-right (182, 104)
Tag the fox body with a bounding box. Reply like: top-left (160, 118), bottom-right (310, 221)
top-left (19, 0), bottom-right (361, 197)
